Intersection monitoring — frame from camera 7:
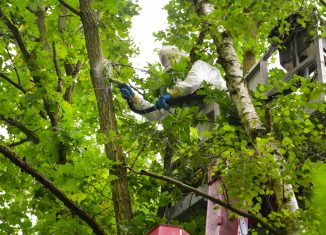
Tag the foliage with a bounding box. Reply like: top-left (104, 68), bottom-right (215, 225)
top-left (0, 0), bottom-right (138, 233)
top-left (0, 0), bottom-right (325, 234)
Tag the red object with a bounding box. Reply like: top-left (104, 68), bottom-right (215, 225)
top-left (147, 224), bottom-right (190, 235)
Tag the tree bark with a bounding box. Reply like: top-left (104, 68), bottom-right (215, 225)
top-left (193, 0), bottom-right (265, 136)
top-left (213, 33), bottom-right (265, 135)
top-left (78, 0), bottom-right (133, 234)
top-left (192, 0), bottom-right (298, 221)
top-left (0, 144), bottom-right (106, 235)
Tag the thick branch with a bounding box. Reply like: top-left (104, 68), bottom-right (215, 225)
top-left (57, 5), bottom-right (82, 103)
top-left (35, 5), bottom-right (51, 52)
top-left (53, 42), bottom-right (63, 93)
top-left (0, 115), bottom-right (39, 144)
top-left (136, 168), bottom-right (281, 234)
top-left (0, 10), bottom-right (34, 77)
top-left (0, 73), bottom-right (27, 93)
top-left (58, 0), bottom-right (80, 16)
top-left (26, 4), bottom-right (51, 53)
top-left (0, 144), bottom-right (106, 235)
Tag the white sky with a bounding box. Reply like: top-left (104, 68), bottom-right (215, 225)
top-left (129, 0), bottom-right (170, 75)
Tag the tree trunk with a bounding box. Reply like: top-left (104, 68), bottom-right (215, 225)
top-left (79, 0), bottom-right (132, 234)
top-left (193, 0), bottom-right (265, 136)
top-left (192, 0), bottom-right (298, 221)
top-left (213, 33), bottom-right (265, 135)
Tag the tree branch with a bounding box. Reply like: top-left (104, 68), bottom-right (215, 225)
top-left (58, 5), bottom-right (83, 104)
top-left (0, 144), bottom-right (106, 235)
top-left (5, 47), bottom-right (21, 84)
top-left (0, 115), bottom-right (39, 144)
top-left (26, 5), bottom-right (37, 14)
top-left (8, 138), bottom-right (30, 147)
top-left (189, 29), bottom-right (208, 64)
top-left (130, 142), bottom-right (148, 169)
top-left (132, 168), bottom-right (281, 234)
top-left (0, 10), bottom-right (34, 79)
top-left (111, 62), bottom-right (160, 80)
top-left (0, 73), bottom-right (27, 94)
top-left (58, 0), bottom-right (80, 16)
top-left (0, 10), bottom-right (61, 128)
top-left (63, 61), bottom-right (82, 103)
top-left (52, 42), bottom-right (63, 93)
top-left (35, 5), bottom-right (51, 52)
top-left (243, 0), bottom-right (258, 13)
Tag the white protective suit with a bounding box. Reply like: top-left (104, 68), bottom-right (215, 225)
top-left (131, 47), bottom-right (227, 127)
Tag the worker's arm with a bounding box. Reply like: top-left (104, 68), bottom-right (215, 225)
top-left (168, 60), bottom-right (227, 98)
top-left (119, 84), bottom-right (169, 121)
top-left (154, 60), bottom-right (227, 111)
top-left (131, 94), bottom-right (170, 121)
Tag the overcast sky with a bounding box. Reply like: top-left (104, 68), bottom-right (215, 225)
top-left (129, 0), bottom-right (169, 74)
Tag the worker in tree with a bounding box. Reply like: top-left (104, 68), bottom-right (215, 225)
top-left (119, 46), bottom-right (227, 132)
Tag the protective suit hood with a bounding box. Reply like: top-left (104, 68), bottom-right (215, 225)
top-left (159, 46), bottom-right (188, 72)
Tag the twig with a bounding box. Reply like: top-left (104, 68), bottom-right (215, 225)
top-left (111, 62), bottom-right (160, 80)
top-left (58, 0), bottom-right (80, 16)
top-left (0, 144), bottom-right (106, 235)
top-left (5, 47), bottom-right (21, 84)
top-left (129, 167), bottom-right (282, 234)
top-left (92, 207), bottom-right (110, 219)
top-left (8, 138), bottom-right (30, 147)
top-left (320, 0), bottom-right (326, 7)
top-left (130, 143), bottom-right (148, 169)
top-left (216, 177), bottom-right (230, 205)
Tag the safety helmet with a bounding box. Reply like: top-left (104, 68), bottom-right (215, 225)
top-left (159, 46), bottom-right (188, 72)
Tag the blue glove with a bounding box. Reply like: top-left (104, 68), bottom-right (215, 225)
top-left (119, 83), bottom-right (134, 99)
top-left (155, 93), bottom-right (172, 110)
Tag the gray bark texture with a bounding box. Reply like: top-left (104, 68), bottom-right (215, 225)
top-left (192, 0), bottom-right (299, 222)
top-left (193, 0), bottom-right (265, 136)
top-left (79, 0), bottom-right (133, 234)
